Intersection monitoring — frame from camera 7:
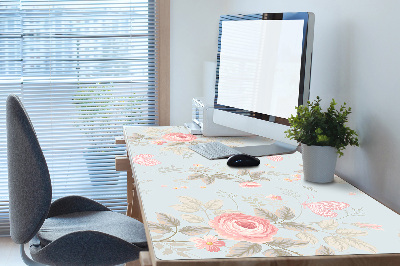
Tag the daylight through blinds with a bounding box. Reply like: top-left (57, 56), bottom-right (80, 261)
top-left (0, 0), bottom-right (159, 236)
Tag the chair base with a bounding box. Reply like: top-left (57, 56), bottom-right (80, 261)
top-left (20, 244), bottom-right (45, 266)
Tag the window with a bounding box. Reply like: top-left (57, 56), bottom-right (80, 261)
top-left (0, 0), bottom-right (169, 236)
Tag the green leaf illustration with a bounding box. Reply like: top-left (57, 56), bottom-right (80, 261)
top-left (318, 219), bottom-right (339, 230)
top-left (275, 206), bottom-right (296, 220)
top-left (162, 248), bottom-right (173, 255)
top-left (249, 171), bottom-right (265, 179)
top-left (171, 204), bottom-right (200, 213)
top-left (213, 209), bottom-right (241, 215)
top-left (254, 208), bottom-right (278, 222)
top-left (315, 245), bottom-right (335, 255)
top-left (156, 213), bottom-right (180, 227)
top-left (148, 222), bottom-right (173, 234)
top-left (171, 196), bottom-right (203, 213)
top-left (204, 199), bottom-right (224, 210)
top-left (237, 170), bottom-right (250, 176)
top-left (344, 237), bottom-right (377, 253)
top-left (281, 222), bottom-right (318, 232)
top-left (335, 228), bottom-right (368, 237)
top-left (176, 251), bottom-right (191, 258)
top-left (296, 232), bottom-right (319, 245)
top-left (187, 173), bottom-right (203, 180)
top-left (181, 214), bottom-right (204, 223)
top-left (212, 173), bottom-right (234, 180)
top-left (179, 226), bottom-right (212, 236)
top-left (263, 248), bottom-right (292, 257)
top-left (268, 237), bottom-right (309, 248)
top-left (323, 236), bottom-right (349, 252)
top-left (227, 242), bottom-right (262, 257)
top-left (201, 175), bottom-right (216, 185)
top-left (178, 196), bottom-right (203, 208)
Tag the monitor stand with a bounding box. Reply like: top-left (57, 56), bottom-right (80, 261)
top-left (233, 141), bottom-right (299, 157)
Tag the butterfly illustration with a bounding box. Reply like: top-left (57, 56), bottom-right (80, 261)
top-left (302, 201), bottom-right (350, 217)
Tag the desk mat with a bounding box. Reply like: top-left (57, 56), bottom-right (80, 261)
top-left (124, 126), bottom-right (400, 260)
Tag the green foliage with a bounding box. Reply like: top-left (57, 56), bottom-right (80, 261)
top-left (73, 84), bottom-right (116, 130)
top-left (285, 97), bottom-right (359, 157)
top-left (72, 83), bottom-right (144, 132)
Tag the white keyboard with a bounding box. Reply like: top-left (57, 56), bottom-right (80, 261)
top-left (189, 142), bottom-right (242, 160)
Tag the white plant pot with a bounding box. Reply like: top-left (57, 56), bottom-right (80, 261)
top-left (301, 144), bottom-right (338, 183)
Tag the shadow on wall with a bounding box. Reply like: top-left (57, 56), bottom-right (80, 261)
top-left (336, 111), bottom-right (399, 212)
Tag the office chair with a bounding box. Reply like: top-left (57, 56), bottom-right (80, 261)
top-left (6, 94), bottom-right (148, 265)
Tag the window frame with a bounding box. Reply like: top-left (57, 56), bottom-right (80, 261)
top-left (156, 0), bottom-right (170, 126)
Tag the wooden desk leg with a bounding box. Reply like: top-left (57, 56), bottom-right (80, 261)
top-left (127, 169), bottom-right (134, 218)
top-left (129, 170), bottom-right (143, 223)
top-left (115, 154), bottom-right (142, 222)
top-left (124, 259), bottom-right (140, 266)
top-left (139, 252), bottom-right (152, 266)
top-left (124, 252), bottom-right (152, 266)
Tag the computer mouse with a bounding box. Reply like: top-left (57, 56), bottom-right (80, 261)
top-left (227, 154), bottom-right (260, 167)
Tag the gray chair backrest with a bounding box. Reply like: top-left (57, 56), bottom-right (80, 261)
top-left (7, 94), bottom-right (52, 244)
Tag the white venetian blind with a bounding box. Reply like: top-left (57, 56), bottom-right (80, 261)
top-left (0, 0), bottom-right (159, 236)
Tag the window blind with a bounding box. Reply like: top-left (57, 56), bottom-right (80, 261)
top-left (0, 0), bottom-right (159, 236)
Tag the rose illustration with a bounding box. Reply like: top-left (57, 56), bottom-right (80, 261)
top-left (266, 194), bottom-right (282, 200)
top-left (132, 154), bottom-right (161, 166)
top-left (267, 155), bottom-right (283, 162)
top-left (239, 182), bottom-right (262, 188)
top-left (163, 133), bottom-right (197, 142)
top-left (151, 140), bottom-right (167, 145)
top-left (209, 213), bottom-right (278, 243)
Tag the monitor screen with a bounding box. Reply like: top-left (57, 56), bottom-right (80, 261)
top-left (214, 12), bottom-right (313, 127)
top-left (213, 13), bottom-right (314, 155)
top-left (217, 19), bottom-right (304, 119)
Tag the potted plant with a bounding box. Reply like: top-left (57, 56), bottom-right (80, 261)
top-left (285, 96), bottom-right (359, 183)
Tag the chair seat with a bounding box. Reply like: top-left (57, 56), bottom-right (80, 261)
top-left (37, 211), bottom-right (147, 248)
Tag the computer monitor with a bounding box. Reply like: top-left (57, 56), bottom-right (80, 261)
top-left (213, 12), bottom-right (315, 156)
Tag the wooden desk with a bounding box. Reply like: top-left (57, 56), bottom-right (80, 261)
top-left (120, 126), bottom-right (400, 266)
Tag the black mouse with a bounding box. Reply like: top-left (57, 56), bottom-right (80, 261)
top-left (227, 154), bottom-right (260, 167)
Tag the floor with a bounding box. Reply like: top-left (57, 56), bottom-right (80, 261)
top-left (0, 237), bottom-right (25, 266)
top-left (0, 237), bottom-right (140, 266)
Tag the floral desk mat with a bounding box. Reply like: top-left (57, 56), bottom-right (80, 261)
top-left (124, 126), bottom-right (400, 260)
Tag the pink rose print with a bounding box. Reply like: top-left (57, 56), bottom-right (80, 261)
top-left (353, 223), bottom-right (383, 230)
top-left (151, 140), bottom-right (167, 145)
top-left (267, 155), bottom-right (283, 162)
top-left (284, 174), bottom-right (302, 182)
top-left (163, 133), bottom-right (197, 142)
top-left (302, 201), bottom-right (350, 217)
top-left (266, 194), bottom-right (282, 200)
top-left (132, 154), bottom-right (161, 166)
top-left (239, 182), bottom-right (262, 188)
top-left (190, 235), bottom-right (226, 252)
top-left (209, 213), bottom-right (278, 243)
top-left (284, 177), bottom-right (301, 182)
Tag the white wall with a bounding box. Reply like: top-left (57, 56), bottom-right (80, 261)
top-left (170, 0), bottom-right (400, 213)
top-left (170, 0), bottom-right (228, 125)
